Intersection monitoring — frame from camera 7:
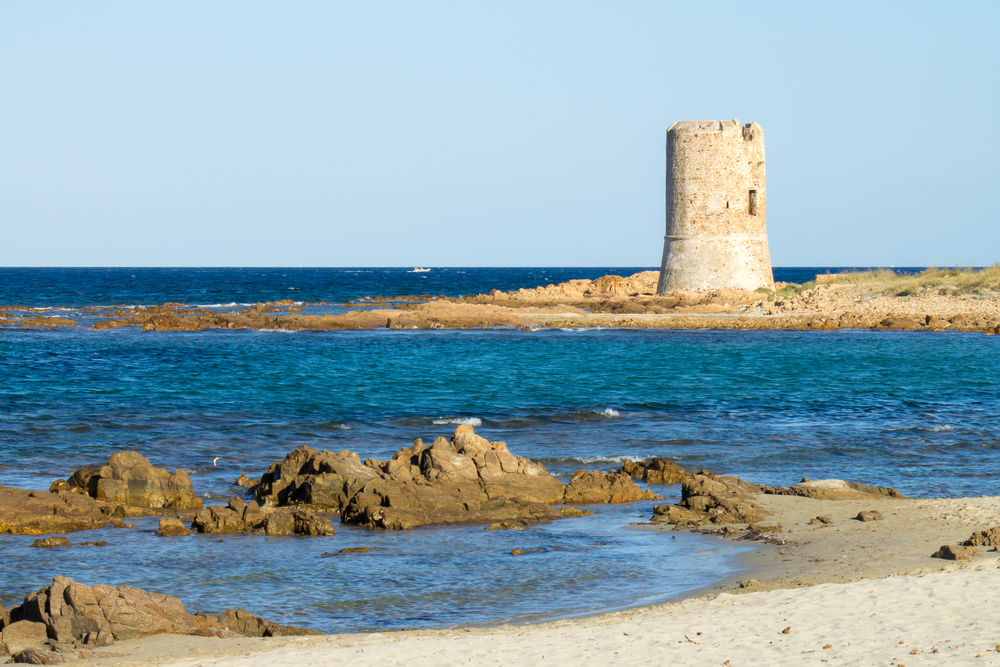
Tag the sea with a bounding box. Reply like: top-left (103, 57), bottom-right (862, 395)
top-left (2, 267), bottom-right (999, 633)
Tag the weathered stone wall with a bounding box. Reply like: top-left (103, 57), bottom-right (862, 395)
top-left (657, 120), bottom-right (774, 292)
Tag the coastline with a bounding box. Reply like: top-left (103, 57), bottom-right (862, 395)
top-left (4, 267), bottom-right (1000, 664)
top-left (5, 268), bottom-right (1000, 335)
top-left (66, 492), bottom-right (1000, 666)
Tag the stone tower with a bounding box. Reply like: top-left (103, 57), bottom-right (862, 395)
top-left (657, 120), bottom-right (773, 293)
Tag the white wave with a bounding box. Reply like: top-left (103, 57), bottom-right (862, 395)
top-left (597, 408), bottom-right (620, 417)
top-left (432, 417), bottom-right (483, 426)
top-left (546, 455), bottom-right (643, 465)
top-left (196, 303), bottom-right (241, 308)
top-left (257, 328), bottom-right (297, 333)
top-left (921, 425), bottom-right (954, 432)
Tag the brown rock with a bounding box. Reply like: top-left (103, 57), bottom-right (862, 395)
top-left (485, 522), bottom-right (528, 530)
top-left (619, 457), bottom-right (690, 484)
top-left (2, 620), bottom-right (49, 655)
top-left (9, 577), bottom-right (318, 646)
top-left (30, 536), bottom-right (72, 548)
top-left (78, 541), bottom-right (108, 547)
top-left (256, 426), bottom-right (659, 531)
top-left (1, 602), bottom-right (10, 630)
top-left (557, 507), bottom-right (593, 518)
top-left (215, 609), bottom-right (322, 638)
top-left (808, 515), bottom-right (834, 525)
top-left (855, 511), bottom-right (883, 522)
top-left (338, 547), bottom-right (371, 553)
top-left (235, 474), bottom-right (252, 487)
top-left (191, 500), bottom-right (334, 537)
top-left (14, 646), bottom-right (89, 664)
top-left (63, 452), bottom-right (202, 510)
top-left (876, 316), bottom-right (922, 330)
top-left (562, 470), bottom-right (662, 504)
top-left (511, 549), bottom-right (527, 556)
top-left (932, 544), bottom-right (979, 560)
top-left (651, 504), bottom-right (706, 526)
top-left (0, 485), bottom-right (123, 535)
top-left (678, 474), bottom-right (772, 524)
top-left (154, 517), bottom-right (191, 537)
top-left (766, 479), bottom-right (905, 501)
top-left (964, 527), bottom-right (1000, 547)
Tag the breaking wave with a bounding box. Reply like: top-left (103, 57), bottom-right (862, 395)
top-left (432, 417), bottom-right (483, 426)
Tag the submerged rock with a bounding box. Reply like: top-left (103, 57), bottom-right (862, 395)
top-left (30, 536), bottom-right (72, 548)
top-left (252, 425), bottom-right (658, 530)
top-left (154, 517), bottom-right (191, 537)
top-left (62, 452), bottom-right (202, 510)
top-left (0, 485), bottom-right (123, 535)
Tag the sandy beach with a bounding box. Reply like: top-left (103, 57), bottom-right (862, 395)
top-left (62, 493), bottom-right (1000, 666)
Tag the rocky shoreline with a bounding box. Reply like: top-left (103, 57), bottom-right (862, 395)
top-left (6, 269), bottom-right (1000, 334)
top-left (7, 430), bottom-right (1000, 663)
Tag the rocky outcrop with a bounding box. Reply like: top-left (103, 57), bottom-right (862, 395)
top-left (0, 486), bottom-right (123, 535)
top-left (677, 474), bottom-right (772, 525)
top-left (191, 498), bottom-right (334, 536)
top-left (653, 474), bottom-right (771, 527)
top-left (253, 446), bottom-right (381, 509)
top-left (764, 478), bottom-right (906, 501)
top-left (63, 451), bottom-right (202, 510)
top-left (30, 537), bottom-right (72, 548)
top-left (619, 457), bottom-right (690, 484)
top-left (932, 545), bottom-right (979, 560)
top-left (6, 577), bottom-right (320, 656)
top-left (154, 518), bottom-right (191, 537)
top-left (562, 470), bottom-right (660, 504)
top-left (654, 472), bottom-right (905, 527)
top-left (205, 609), bottom-right (323, 638)
top-left (963, 527), bottom-right (1000, 547)
top-left (253, 426), bottom-right (656, 530)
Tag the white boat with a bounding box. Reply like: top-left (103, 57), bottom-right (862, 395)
top-left (409, 267), bottom-right (431, 273)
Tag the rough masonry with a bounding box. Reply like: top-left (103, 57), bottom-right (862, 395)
top-left (657, 120), bottom-right (774, 292)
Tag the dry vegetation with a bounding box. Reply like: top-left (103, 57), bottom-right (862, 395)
top-left (813, 265), bottom-right (1000, 298)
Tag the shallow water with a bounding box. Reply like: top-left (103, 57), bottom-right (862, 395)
top-left (2, 268), bottom-right (997, 632)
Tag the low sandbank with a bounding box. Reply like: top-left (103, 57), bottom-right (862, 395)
top-left (5, 267), bottom-right (1000, 334)
top-left (66, 492), bottom-right (1000, 666)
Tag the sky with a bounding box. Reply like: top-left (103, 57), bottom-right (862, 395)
top-left (2, 1), bottom-right (998, 268)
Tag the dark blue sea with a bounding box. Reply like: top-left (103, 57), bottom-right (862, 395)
top-left (2, 267), bottom-right (998, 633)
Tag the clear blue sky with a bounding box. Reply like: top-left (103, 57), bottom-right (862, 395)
top-left (2, 1), bottom-right (997, 267)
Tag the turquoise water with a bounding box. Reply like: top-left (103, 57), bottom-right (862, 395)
top-left (2, 268), bottom-right (998, 632)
